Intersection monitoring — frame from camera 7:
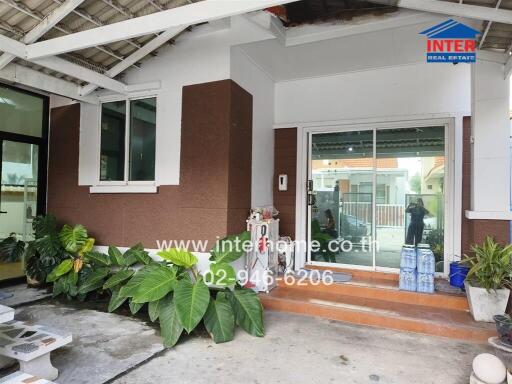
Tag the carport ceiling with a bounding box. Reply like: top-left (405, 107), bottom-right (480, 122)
top-left (0, 0), bottom-right (511, 101)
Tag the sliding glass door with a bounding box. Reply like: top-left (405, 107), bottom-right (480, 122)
top-left (308, 125), bottom-right (446, 272)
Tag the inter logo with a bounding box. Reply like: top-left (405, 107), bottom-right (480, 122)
top-left (420, 19), bottom-right (480, 63)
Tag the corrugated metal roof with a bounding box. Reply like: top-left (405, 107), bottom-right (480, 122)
top-left (0, 0), bottom-right (510, 93)
top-left (0, 0), bottom-right (201, 85)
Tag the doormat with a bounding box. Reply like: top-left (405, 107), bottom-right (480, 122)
top-left (298, 269), bottom-right (352, 283)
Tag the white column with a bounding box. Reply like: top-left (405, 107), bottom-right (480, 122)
top-left (466, 58), bottom-right (512, 220)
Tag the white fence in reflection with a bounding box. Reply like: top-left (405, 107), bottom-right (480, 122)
top-left (342, 202), bottom-right (404, 228)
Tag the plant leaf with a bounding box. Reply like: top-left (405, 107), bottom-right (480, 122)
top-left (125, 243), bottom-right (151, 265)
top-left (77, 268), bottom-right (109, 295)
top-left (103, 269), bottom-right (135, 290)
top-left (33, 214), bottom-right (57, 238)
top-left (148, 299), bottom-right (162, 322)
top-left (108, 246), bottom-right (125, 266)
top-left (46, 259), bottom-right (73, 282)
top-left (158, 295), bottom-right (183, 348)
top-left (59, 224), bottom-right (88, 253)
top-left (86, 251), bottom-right (111, 266)
top-left (78, 238), bottom-right (95, 257)
top-left (206, 262), bottom-right (236, 287)
top-left (108, 287), bottom-right (128, 312)
top-left (131, 265), bottom-right (177, 303)
top-left (204, 293), bottom-right (234, 343)
top-left (119, 265), bottom-right (159, 298)
top-left (157, 248), bottom-right (198, 268)
top-left (174, 278), bottom-right (210, 333)
top-left (210, 231), bottom-right (251, 264)
top-left (228, 287), bottom-right (264, 337)
top-left (129, 300), bottom-right (144, 314)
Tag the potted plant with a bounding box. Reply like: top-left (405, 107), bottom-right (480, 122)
top-left (493, 314), bottom-right (512, 346)
top-left (462, 236), bottom-right (512, 322)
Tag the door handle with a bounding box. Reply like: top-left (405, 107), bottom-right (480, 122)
top-left (0, 211), bottom-right (7, 214)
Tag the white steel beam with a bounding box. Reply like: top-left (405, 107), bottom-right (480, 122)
top-left (372, 0), bottom-right (512, 24)
top-left (0, 0), bottom-right (86, 70)
top-left (26, 0), bottom-right (299, 59)
top-left (504, 55), bottom-right (512, 79)
top-left (79, 26), bottom-right (186, 96)
top-left (0, 33), bottom-right (127, 93)
top-left (0, 63), bottom-right (98, 103)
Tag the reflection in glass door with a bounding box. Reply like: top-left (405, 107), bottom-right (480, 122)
top-left (0, 141), bottom-right (39, 280)
top-left (375, 127), bottom-right (445, 272)
top-left (308, 125), bottom-right (446, 272)
top-left (0, 84), bottom-right (47, 282)
top-left (309, 130), bottom-right (374, 266)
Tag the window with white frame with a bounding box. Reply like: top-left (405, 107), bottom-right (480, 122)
top-left (100, 97), bottom-right (156, 183)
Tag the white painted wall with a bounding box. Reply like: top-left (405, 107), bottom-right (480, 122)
top-left (467, 59), bottom-right (512, 218)
top-left (274, 63), bottom-right (471, 126)
top-left (230, 47), bottom-right (275, 207)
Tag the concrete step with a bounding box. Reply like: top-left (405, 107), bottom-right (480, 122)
top-left (278, 273), bottom-right (469, 312)
top-left (260, 287), bottom-right (495, 343)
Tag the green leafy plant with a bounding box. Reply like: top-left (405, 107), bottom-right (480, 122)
top-left (0, 233), bottom-right (25, 263)
top-left (462, 236), bottom-right (512, 291)
top-left (0, 215), bottom-right (67, 284)
top-left (48, 231), bottom-right (264, 348)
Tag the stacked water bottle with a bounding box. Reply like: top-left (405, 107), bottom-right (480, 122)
top-left (399, 244), bottom-right (435, 293)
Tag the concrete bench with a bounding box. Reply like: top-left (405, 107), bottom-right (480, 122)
top-left (0, 321), bottom-right (72, 381)
top-left (0, 371), bottom-right (55, 384)
top-left (0, 306), bottom-right (14, 324)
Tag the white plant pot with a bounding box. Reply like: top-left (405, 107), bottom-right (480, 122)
top-left (465, 281), bottom-right (510, 322)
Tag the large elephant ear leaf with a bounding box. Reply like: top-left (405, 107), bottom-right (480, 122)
top-left (158, 295), bottom-right (183, 348)
top-left (125, 243), bottom-right (151, 265)
top-left (103, 269), bottom-right (134, 290)
top-left (174, 278), bottom-right (210, 333)
top-left (148, 299), bottom-right (162, 322)
top-left (210, 231), bottom-right (251, 264)
top-left (228, 287), bottom-right (264, 337)
top-left (205, 262), bottom-right (236, 288)
top-left (129, 300), bottom-right (144, 315)
top-left (108, 287), bottom-right (128, 313)
top-left (46, 259), bottom-right (73, 282)
top-left (204, 292), bottom-right (235, 343)
top-left (108, 246), bottom-right (124, 266)
top-left (59, 224), bottom-right (88, 253)
top-left (77, 268), bottom-right (109, 295)
top-left (85, 251), bottom-right (111, 267)
top-left (131, 265), bottom-right (177, 303)
top-left (157, 248), bottom-right (198, 268)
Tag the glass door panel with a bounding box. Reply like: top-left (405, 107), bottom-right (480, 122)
top-left (375, 126), bottom-right (445, 271)
top-left (309, 130), bottom-right (374, 266)
top-left (0, 140), bottom-right (39, 280)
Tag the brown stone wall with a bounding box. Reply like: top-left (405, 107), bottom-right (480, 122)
top-left (273, 128), bottom-right (297, 238)
top-left (47, 79), bottom-right (252, 249)
top-left (461, 116), bottom-right (510, 254)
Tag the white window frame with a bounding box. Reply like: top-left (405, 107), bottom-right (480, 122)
top-left (91, 91), bottom-right (158, 194)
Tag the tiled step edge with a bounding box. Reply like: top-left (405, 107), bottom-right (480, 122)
top-left (260, 294), bottom-right (493, 344)
top-left (277, 278), bottom-right (470, 312)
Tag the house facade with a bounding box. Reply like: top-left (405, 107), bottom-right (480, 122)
top-left (0, 2), bottom-right (511, 284)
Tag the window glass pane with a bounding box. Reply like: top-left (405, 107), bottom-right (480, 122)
top-left (100, 101), bottom-right (126, 181)
top-left (375, 126), bottom-right (445, 271)
top-left (129, 98), bottom-right (156, 181)
top-left (0, 86), bottom-right (44, 137)
top-left (311, 130), bottom-right (374, 266)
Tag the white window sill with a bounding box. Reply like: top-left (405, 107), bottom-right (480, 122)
top-left (89, 185), bottom-right (158, 194)
top-left (465, 210), bottom-right (512, 220)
